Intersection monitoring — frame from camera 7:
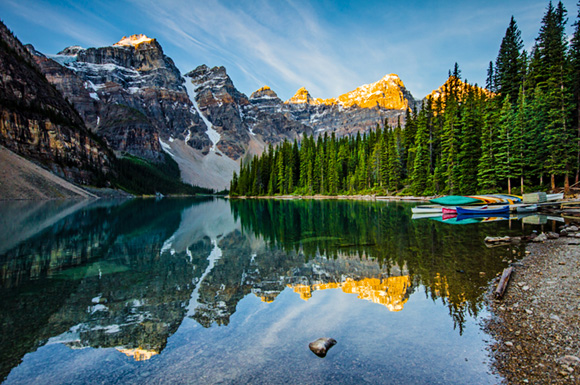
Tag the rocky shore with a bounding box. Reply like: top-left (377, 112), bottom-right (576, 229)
top-left (485, 225), bottom-right (580, 384)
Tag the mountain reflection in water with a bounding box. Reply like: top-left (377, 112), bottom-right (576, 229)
top-left (0, 198), bottom-right (528, 384)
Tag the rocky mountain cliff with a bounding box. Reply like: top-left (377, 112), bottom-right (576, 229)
top-left (29, 34), bottom-right (211, 163)
top-left (185, 65), bottom-right (312, 160)
top-left (0, 21), bottom-right (112, 185)
top-left (186, 65), bottom-right (418, 158)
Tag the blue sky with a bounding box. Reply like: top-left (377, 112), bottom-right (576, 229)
top-left (1, 0), bottom-right (578, 100)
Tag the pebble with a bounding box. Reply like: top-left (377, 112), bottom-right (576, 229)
top-left (568, 226), bottom-right (579, 232)
top-left (558, 355), bottom-right (580, 366)
top-left (533, 233), bottom-right (548, 242)
top-left (487, 225), bottom-right (580, 384)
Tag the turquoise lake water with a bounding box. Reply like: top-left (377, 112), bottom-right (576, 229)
top-left (0, 198), bottom-right (553, 384)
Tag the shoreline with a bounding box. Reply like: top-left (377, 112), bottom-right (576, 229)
top-left (228, 194), bottom-right (432, 201)
top-left (485, 228), bottom-right (580, 383)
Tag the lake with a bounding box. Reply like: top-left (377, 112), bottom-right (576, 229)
top-left (0, 198), bottom-right (550, 384)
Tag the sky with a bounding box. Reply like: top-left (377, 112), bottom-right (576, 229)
top-left (0, 0), bottom-right (578, 100)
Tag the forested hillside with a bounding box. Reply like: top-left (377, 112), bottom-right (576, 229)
top-left (231, 1), bottom-right (580, 197)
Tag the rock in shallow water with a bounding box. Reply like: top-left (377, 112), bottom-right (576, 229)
top-left (309, 337), bottom-right (337, 358)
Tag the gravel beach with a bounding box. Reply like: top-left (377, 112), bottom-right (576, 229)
top-left (485, 228), bottom-right (580, 384)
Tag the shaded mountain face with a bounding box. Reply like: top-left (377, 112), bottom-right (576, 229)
top-left (0, 21), bottom-right (112, 185)
top-left (28, 34), bottom-right (211, 163)
top-left (185, 65), bottom-right (312, 160)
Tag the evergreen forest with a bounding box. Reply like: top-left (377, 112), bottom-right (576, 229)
top-left (230, 1), bottom-right (580, 197)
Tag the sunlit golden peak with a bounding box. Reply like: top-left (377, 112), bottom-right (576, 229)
top-left (289, 276), bottom-right (411, 312)
top-left (113, 34), bottom-right (154, 47)
top-left (287, 87), bottom-right (318, 105)
top-left (256, 86), bottom-right (271, 92)
top-left (284, 74), bottom-right (410, 110)
top-left (117, 347), bottom-right (159, 361)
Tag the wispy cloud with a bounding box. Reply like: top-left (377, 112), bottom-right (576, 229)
top-left (2, 0), bottom-right (114, 47)
top-left (128, 0), bottom-right (362, 99)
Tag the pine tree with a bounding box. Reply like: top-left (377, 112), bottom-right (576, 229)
top-left (512, 87), bottom-right (528, 194)
top-left (386, 130), bottom-right (400, 191)
top-left (411, 106), bottom-right (430, 195)
top-left (571, 1), bottom-right (580, 183)
top-left (495, 97), bottom-right (515, 193)
top-left (495, 16), bottom-right (525, 104)
top-left (327, 135), bottom-right (339, 194)
top-left (477, 102), bottom-right (499, 193)
top-left (458, 86), bottom-right (483, 194)
top-left (440, 95), bottom-right (460, 194)
top-left (528, 86), bottom-right (549, 186)
top-left (486, 61), bottom-right (495, 92)
top-left (531, 1), bottom-right (574, 191)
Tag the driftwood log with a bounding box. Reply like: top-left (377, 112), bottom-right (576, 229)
top-left (494, 267), bottom-right (514, 299)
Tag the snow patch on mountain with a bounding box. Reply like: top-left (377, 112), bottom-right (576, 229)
top-left (185, 80), bottom-right (220, 151)
top-left (159, 138), bottom-right (175, 158)
top-left (187, 240), bottom-right (222, 316)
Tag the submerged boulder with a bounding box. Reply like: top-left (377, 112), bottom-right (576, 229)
top-left (309, 337), bottom-right (337, 358)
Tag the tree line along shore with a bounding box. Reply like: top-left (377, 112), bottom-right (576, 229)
top-left (230, 1), bottom-right (580, 199)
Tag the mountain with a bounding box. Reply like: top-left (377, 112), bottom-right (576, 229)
top-left (26, 32), bottom-right (419, 190)
top-left (28, 35), bottom-right (241, 190)
top-left (185, 65), bottom-right (312, 160)
top-left (280, 74), bottom-right (417, 136)
top-left (28, 34), bottom-right (211, 163)
top-left (187, 65), bottom-right (417, 158)
top-left (0, 21), bottom-right (113, 187)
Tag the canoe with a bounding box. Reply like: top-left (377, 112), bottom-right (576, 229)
top-left (547, 193), bottom-right (564, 201)
top-left (516, 204), bottom-right (538, 213)
top-left (495, 194), bottom-right (523, 203)
top-left (411, 213), bottom-right (442, 219)
top-left (456, 205), bottom-right (509, 215)
top-left (468, 195), bottom-right (504, 204)
top-left (430, 196), bottom-right (484, 206)
top-left (430, 216), bottom-right (482, 225)
top-left (457, 214), bottom-right (509, 222)
top-left (444, 205), bottom-right (487, 214)
top-left (467, 194), bottom-right (523, 204)
top-left (411, 205), bottom-right (443, 214)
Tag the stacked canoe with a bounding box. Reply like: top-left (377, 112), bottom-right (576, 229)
top-left (411, 194), bottom-right (530, 221)
top-left (429, 194), bottom-right (522, 206)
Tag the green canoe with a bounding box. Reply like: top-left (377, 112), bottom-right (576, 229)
top-left (429, 195), bottom-right (484, 206)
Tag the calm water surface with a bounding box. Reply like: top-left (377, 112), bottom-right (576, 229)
top-left (0, 198), bottom-right (550, 384)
